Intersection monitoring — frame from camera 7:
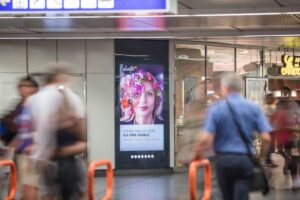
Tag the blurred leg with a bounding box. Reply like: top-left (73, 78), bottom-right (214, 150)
top-left (233, 178), bottom-right (252, 200)
top-left (21, 185), bottom-right (38, 200)
top-left (39, 163), bottom-right (59, 200)
top-left (209, 157), bottom-right (223, 199)
top-left (216, 154), bottom-right (253, 200)
top-left (79, 193), bottom-right (87, 200)
top-left (216, 157), bottom-right (234, 200)
top-left (18, 155), bottom-right (40, 200)
top-left (290, 156), bottom-right (300, 189)
top-left (233, 155), bottom-right (253, 200)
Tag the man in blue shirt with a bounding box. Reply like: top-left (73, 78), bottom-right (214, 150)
top-left (193, 73), bottom-right (271, 200)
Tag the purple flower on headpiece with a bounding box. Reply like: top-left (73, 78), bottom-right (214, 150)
top-left (120, 69), bottom-right (163, 102)
top-left (131, 84), bottom-right (144, 97)
top-left (120, 69), bottom-right (164, 122)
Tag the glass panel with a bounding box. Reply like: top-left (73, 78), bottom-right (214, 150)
top-left (236, 48), bottom-right (261, 77)
top-left (175, 44), bottom-right (206, 167)
top-left (264, 50), bottom-right (290, 66)
top-left (175, 44), bottom-right (206, 122)
top-left (207, 46), bottom-right (234, 96)
top-left (245, 78), bottom-right (268, 106)
top-left (274, 51), bottom-right (285, 66)
top-left (264, 49), bottom-right (272, 77)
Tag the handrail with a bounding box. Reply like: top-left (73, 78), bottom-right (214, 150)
top-left (0, 160), bottom-right (17, 200)
top-left (189, 159), bottom-right (212, 200)
top-left (88, 160), bottom-right (114, 200)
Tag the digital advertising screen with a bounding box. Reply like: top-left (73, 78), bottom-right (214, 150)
top-left (119, 64), bottom-right (165, 152)
top-left (115, 45), bottom-right (169, 169)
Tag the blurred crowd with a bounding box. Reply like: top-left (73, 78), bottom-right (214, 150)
top-left (0, 65), bottom-right (87, 200)
top-left (263, 89), bottom-right (300, 190)
top-left (0, 66), bottom-right (300, 200)
top-left (181, 73), bottom-right (300, 199)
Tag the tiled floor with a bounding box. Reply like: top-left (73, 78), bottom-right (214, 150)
top-left (94, 172), bottom-right (300, 200)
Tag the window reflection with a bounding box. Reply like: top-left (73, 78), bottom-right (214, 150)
top-left (237, 48), bottom-right (261, 77)
top-left (174, 41), bottom-right (300, 168)
top-left (175, 45), bottom-right (206, 123)
top-left (175, 44), bottom-right (206, 167)
top-left (207, 46), bottom-right (234, 96)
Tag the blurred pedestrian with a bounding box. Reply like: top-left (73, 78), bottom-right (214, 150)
top-left (263, 93), bottom-right (276, 118)
top-left (270, 99), bottom-right (295, 175)
top-left (14, 76), bottom-right (39, 200)
top-left (289, 133), bottom-right (300, 190)
top-left (271, 99), bottom-right (300, 190)
top-left (263, 93), bottom-right (277, 167)
top-left (26, 66), bottom-right (87, 200)
top-left (0, 76), bottom-right (38, 146)
top-left (192, 72), bottom-right (271, 200)
top-left (0, 76), bottom-right (38, 199)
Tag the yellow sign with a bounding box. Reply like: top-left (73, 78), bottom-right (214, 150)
top-left (281, 54), bottom-right (300, 76)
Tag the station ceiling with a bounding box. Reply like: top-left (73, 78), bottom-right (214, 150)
top-left (0, 0), bottom-right (299, 49)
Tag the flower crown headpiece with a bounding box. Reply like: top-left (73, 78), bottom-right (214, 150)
top-left (120, 70), bottom-right (163, 110)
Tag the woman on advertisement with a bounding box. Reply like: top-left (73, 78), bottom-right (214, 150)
top-left (120, 70), bottom-right (164, 125)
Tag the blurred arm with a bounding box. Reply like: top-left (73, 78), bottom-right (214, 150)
top-left (260, 132), bottom-right (271, 158)
top-left (256, 106), bottom-right (272, 158)
top-left (56, 141), bottom-right (87, 157)
top-left (261, 132), bottom-right (271, 142)
top-left (191, 131), bottom-right (214, 160)
top-left (77, 119), bottom-right (87, 142)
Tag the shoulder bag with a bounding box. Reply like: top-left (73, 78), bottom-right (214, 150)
top-left (226, 100), bottom-right (270, 195)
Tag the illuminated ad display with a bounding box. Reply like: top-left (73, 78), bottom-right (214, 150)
top-left (115, 40), bottom-right (169, 169)
top-left (119, 64), bottom-right (164, 151)
top-left (0, 0), bottom-right (177, 14)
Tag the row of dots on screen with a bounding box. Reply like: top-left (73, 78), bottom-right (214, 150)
top-left (130, 155), bottom-right (155, 159)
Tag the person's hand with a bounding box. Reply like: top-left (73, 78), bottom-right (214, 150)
top-left (56, 141), bottom-right (87, 158)
top-left (24, 145), bottom-right (35, 155)
top-left (190, 147), bottom-right (203, 162)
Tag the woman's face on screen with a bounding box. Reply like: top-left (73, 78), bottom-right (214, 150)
top-left (132, 81), bottom-right (156, 119)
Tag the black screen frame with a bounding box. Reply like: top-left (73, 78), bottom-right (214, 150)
top-left (114, 39), bottom-right (170, 169)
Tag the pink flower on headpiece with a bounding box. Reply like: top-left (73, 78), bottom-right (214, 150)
top-left (146, 73), bottom-right (153, 81)
top-left (152, 82), bottom-right (158, 90)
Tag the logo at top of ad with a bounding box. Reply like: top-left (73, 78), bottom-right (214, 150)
top-left (121, 65), bottom-right (138, 72)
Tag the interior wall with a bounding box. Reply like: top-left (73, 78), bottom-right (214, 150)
top-left (0, 40), bottom-right (27, 114)
top-left (0, 39), bottom-right (116, 168)
top-left (86, 39), bottom-right (115, 167)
